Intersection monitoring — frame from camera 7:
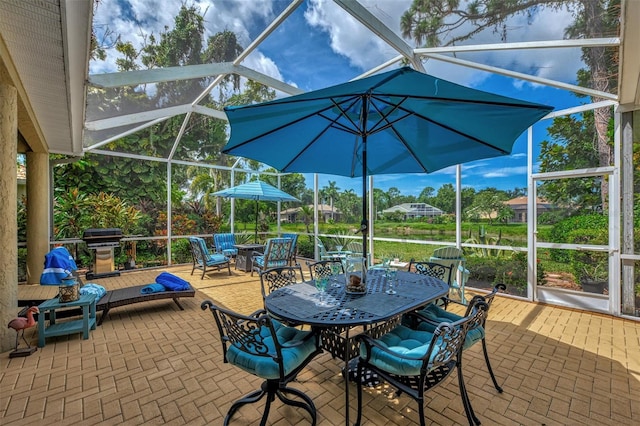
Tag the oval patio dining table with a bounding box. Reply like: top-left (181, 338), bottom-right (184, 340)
top-left (264, 268), bottom-right (449, 425)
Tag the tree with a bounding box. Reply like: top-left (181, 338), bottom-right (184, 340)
top-left (417, 186), bottom-right (435, 204)
top-left (466, 188), bottom-right (510, 225)
top-left (537, 111), bottom-right (602, 211)
top-left (325, 181), bottom-right (340, 220)
top-left (432, 183), bottom-right (456, 214)
top-left (400, 0), bottom-right (619, 207)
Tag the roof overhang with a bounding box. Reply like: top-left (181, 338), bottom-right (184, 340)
top-left (0, 0), bottom-right (92, 156)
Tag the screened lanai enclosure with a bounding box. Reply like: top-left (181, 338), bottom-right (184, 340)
top-left (3, 0), bottom-right (640, 325)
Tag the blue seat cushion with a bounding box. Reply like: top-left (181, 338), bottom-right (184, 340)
top-left (220, 248), bottom-right (238, 256)
top-left (254, 256), bottom-right (288, 268)
top-left (204, 253), bottom-right (229, 266)
top-left (414, 304), bottom-right (485, 350)
top-left (226, 320), bottom-right (318, 380)
top-left (360, 324), bottom-right (441, 376)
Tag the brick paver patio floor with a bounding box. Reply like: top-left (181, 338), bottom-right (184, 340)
top-left (2, 264), bottom-right (639, 425)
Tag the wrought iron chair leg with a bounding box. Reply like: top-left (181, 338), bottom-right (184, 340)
top-left (417, 395), bottom-right (426, 426)
top-left (276, 387), bottom-right (317, 425)
top-left (457, 361), bottom-right (481, 425)
top-left (482, 339), bottom-right (503, 393)
top-left (259, 392), bottom-right (274, 426)
top-left (355, 362), bottom-right (364, 426)
top-left (224, 386), bottom-right (268, 425)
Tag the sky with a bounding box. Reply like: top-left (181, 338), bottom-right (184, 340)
top-left (91, 0), bottom-right (599, 198)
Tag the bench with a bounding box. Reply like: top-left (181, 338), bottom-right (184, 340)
top-left (19, 284), bottom-right (196, 326)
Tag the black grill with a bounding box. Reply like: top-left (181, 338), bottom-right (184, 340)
top-left (83, 228), bottom-right (123, 248)
top-left (83, 228), bottom-right (123, 279)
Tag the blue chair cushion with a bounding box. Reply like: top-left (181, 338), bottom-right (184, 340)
top-left (205, 253), bottom-right (229, 266)
top-left (360, 324), bottom-right (441, 376)
top-left (414, 304), bottom-right (485, 350)
top-left (254, 256), bottom-right (288, 268)
top-left (214, 233), bottom-right (238, 256)
top-left (226, 320), bottom-right (318, 380)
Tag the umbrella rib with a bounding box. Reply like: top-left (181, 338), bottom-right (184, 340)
top-left (223, 95), bottom-right (364, 152)
top-left (371, 94), bottom-right (513, 153)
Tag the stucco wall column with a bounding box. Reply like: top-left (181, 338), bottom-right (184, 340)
top-left (0, 83), bottom-right (18, 352)
top-left (26, 151), bottom-right (49, 284)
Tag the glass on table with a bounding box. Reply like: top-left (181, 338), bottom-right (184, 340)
top-left (385, 267), bottom-right (398, 294)
top-left (315, 276), bottom-right (331, 306)
top-left (330, 262), bottom-right (342, 287)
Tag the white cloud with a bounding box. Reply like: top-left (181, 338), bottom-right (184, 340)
top-left (305, 0), bottom-right (405, 71)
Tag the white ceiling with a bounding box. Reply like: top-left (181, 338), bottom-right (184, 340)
top-left (0, 0), bottom-right (638, 157)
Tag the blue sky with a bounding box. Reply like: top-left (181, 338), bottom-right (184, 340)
top-left (92, 0), bottom-right (590, 197)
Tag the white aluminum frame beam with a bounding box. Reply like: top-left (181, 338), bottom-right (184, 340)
top-left (423, 53), bottom-right (618, 101)
top-left (334, 0), bottom-right (425, 72)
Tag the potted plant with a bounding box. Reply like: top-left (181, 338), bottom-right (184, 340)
top-left (568, 229), bottom-right (609, 294)
top-left (579, 262), bottom-right (608, 294)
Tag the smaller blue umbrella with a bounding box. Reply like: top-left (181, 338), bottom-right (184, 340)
top-left (212, 181), bottom-right (299, 242)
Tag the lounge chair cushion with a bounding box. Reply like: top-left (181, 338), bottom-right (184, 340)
top-left (226, 320), bottom-right (318, 380)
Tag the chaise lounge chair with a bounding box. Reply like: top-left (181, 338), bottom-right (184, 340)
top-left (19, 282), bottom-right (196, 326)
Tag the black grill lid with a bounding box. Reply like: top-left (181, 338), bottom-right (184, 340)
top-left (82, 228), bottom-right (123, 239)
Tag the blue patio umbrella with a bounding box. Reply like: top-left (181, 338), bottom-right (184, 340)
top-left (212, 180), bottom-right (299, 243)
top-left (222, 67), bottom-right (553, 263)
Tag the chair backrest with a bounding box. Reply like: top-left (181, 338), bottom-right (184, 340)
top-left (307, 259), bottom-right (344, 280)
top-left (424, 299), bottom-right (489, 371)
top-left (408, 260), bottom-right (453, 284)
top-left (260, 265), bottom-right (305, 299)
top-left (262, 238), bottom-right (292, 268)
top-left (188, 237), bottom-right (209, 265)
top-left (346, 241), bottom-right (362, 254)
top-left (202, 300), bottom-right (285, 373)
top-left (432, 246), bottom-right (464, 260)
top-left (281, 233), bottom-right (298, 260)
top-left (462, 283), bottom-right (506, 325)
top-left (315, 237), bottom-right (327, 259)
top-left (214, 233), bottom-right (236, 252)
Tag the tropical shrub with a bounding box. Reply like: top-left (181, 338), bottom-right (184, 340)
top-left (542, 214), bottom-right (608, 263)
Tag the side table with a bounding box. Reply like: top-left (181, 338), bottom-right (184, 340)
top-left (234, 243), bottom-right (264, 272)
top-left (37, 293), bottom-right (97, 347)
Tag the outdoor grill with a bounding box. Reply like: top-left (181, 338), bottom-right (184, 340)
top-left (83, 228), bottom-right (123, 279)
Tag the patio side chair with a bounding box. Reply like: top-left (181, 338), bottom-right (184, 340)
top-left (260, 265), bottom-right (306, 328)
top-left (408, 260), bottom-right (454, 308)
top-left (201, 300), bottom-right (322, 425)
top-left (354, 300), bottom-right (489, 426)
top-left (213, 233), bottom-right (238, 260)
top-left (306, 259), bottom-right (344, 281)
top-left (188, 237), bottom-right (231, 279)
top-left (281, 232), bottom-right (298, 265)
top-left (411, 284), bottom-right (507, 396)
top-left (259, 265), bottom-right (305, 300)
top-left (251, 237), bottom-right (292, 276)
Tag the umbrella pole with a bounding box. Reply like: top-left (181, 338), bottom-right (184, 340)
top-left (361, 139), bottom-right (368, 269)
top-left (361, 101), bottom-right (369, 270)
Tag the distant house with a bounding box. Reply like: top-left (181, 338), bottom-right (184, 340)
top-left (17, 164), bottom-right (26, 199)
top-left (381, 203), bottom-right (444, 220)
top-left (504, 196), bottom-right (555, 223)
top-left (279, 204), bottom-right (341, 223)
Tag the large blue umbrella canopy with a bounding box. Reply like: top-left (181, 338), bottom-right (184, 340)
top-left (212, 180), bottom-right (299, 242)
top-left (222, 67), bottom-right (553, 261)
